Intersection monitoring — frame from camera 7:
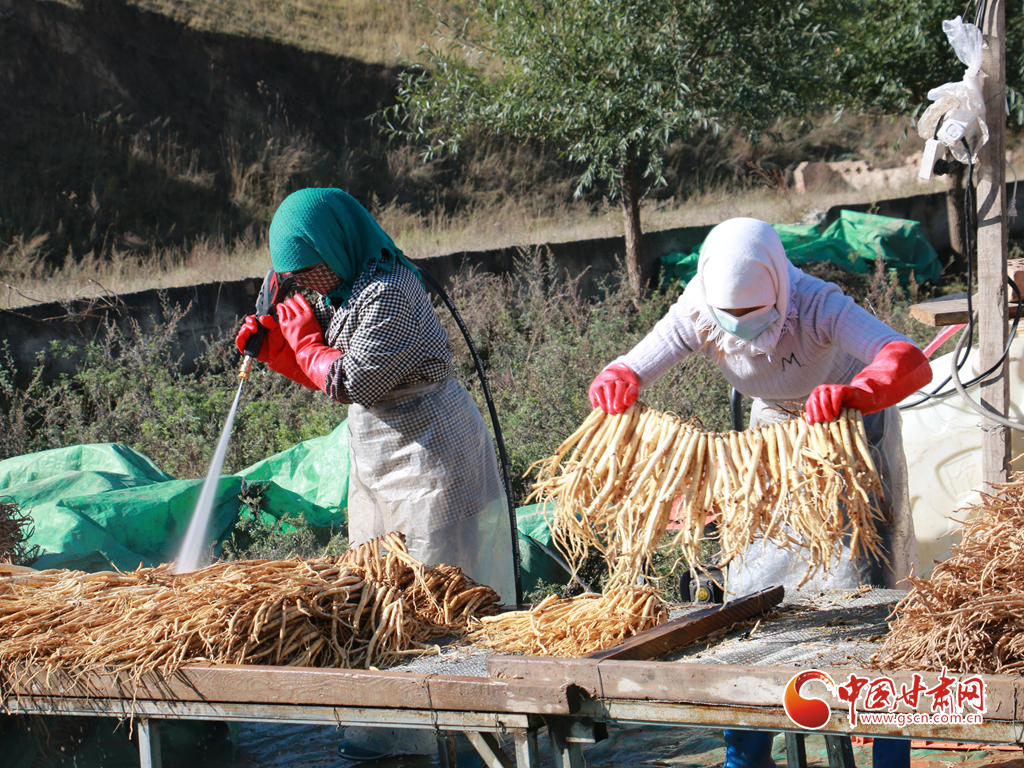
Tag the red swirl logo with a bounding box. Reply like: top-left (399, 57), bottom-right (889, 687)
top-left (784, 670), bottom-right (837, 729)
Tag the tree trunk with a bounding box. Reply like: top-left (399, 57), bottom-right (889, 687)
top-left (620, 144), bottom-right (646, 299)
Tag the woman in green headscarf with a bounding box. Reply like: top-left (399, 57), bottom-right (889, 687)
top-left (236, 189), bottom-right (515, 610)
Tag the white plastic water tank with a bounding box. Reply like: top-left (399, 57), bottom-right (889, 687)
top-left (899, 331), bottom-right (1024, 575)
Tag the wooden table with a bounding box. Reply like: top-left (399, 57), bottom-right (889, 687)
top-left (3, 593), bottom-right (1021, 768)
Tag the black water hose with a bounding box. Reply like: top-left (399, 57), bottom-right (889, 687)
top-left (418, 267), bottom-right (524, 608)
top-left (730, 387), bottom-right (745, 432)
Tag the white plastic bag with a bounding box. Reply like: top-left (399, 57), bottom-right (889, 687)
top-left (917, 16), bottom-right (989, 163)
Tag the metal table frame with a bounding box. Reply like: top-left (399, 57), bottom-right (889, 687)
top-left (3, 659), bottom-right (1021, 768)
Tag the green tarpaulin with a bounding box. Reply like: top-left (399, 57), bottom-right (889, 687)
top-left (516, 502), bottom-right (572, 593)
top-left (0, 421), bottom-right (565, 591)
top-left (0, 422), bottom-right (351, 573)
top-left (660, 210), bottom-right (943, 289)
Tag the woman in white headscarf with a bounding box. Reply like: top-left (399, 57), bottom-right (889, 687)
top-left (588, 217), bottom-right (932, 768)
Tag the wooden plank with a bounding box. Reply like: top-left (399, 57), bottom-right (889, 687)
top-left (581, 586), bottom-right (784, 662)
top-left (489, 657), bottom-right (1018, 722)
top-left (465, 732), bottom-right (516, 768)
top-left (977, 0), bottom-right (1010, 489)
top-left (10, 665), bottom-right (579, 715)
top-left (597, 661), bottom-right (1017, 721)
top-left (907, 295), bottom-right (1021, 327)
top-left (513, 729), bottom-right (541, 768)
top-left (1008, 258), bottom-right (1024, 296)
top-left (487, 657), bottom-right (604, 699)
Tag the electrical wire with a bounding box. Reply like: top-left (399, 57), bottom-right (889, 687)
top-left (951, 306), bottom-right (1024, 431)
top-left (901, 139), bottom-right (979, 408)
top-left (902, 277), bottom-right (1022, 409)
top-left (974, 0), bottom-right (988, 28)
top-left (902, 282), bottom-right (1022, 408)
top-left (902, 134), bottom-right (1024, 426)
top-left (417, 266), bottom-right (525, 608)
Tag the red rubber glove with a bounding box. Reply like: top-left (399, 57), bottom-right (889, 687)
top-left (589, 363), bottom-right (641, 414)
top-left (805, 341), bottom-right (933, 424)
top-left (276, 294), bottom-right (344, 392)
top-left (235, 314), bottom-right (317, 389)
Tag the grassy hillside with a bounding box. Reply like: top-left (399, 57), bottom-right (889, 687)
top-left (102, 0), bottom-right (437, 63)
top-left (0, 0), bottom-right (992, 309)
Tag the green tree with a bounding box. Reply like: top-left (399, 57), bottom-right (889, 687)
top-left (829, 0), bottom-right (1022, 122)
top-left (828, 0), bottom-right (1023, 265)
top-left (381, 0), bottom-right (838, 297)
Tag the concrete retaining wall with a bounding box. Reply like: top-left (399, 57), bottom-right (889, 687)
top-left (2, 185), bottom-right (1019, 384)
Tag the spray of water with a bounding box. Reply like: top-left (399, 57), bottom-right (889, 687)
top-left (173, 379), bottom-right (245, 574)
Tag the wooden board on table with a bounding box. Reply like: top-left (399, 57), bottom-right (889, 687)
top-left (487, 655), bottom-right (1021, 722)
top-left (581, 586), bottom-right (784, 662)
top-left (910, 261), bottom-right (1024, 327)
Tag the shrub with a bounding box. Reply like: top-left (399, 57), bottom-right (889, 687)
top-left (0, 301), bottom-right (343, 477)
top-left (220, 481), bottom-right (348, 561)
top-left (437, 250), bottom-right (734, 503)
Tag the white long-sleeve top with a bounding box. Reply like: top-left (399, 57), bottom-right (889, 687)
top-left (616, 268), bottom-right (909, 408)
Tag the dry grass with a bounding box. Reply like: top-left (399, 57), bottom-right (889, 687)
top-left (9, 3), bottom-right (1022, 311)
top-left (51, 0), bottom-right (437, 65)
top-left (1, 176), bottom-right (953, 311)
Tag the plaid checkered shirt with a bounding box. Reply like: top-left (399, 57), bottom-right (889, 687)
top-left (311, 261), bottom-right (456, 406)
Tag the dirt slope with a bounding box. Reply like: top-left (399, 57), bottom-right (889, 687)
top-left (0, 0), bottom-right (398, 257)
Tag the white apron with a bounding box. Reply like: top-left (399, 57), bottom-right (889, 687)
top-left (346, 377), bottom-right (516, 605)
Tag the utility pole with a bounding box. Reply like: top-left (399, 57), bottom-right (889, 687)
top-left (977, 0), bottom-right (1009, 490)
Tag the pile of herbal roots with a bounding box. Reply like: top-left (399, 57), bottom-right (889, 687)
top-left (877, 475), bottom-right (1024, 674)
top-left (472, 402), bottom-right (883, 657)
top-left (0, 532), bottom-right (499, 694)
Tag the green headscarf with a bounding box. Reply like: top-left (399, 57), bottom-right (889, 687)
top-left (268, 188), bottom-right (425, 306)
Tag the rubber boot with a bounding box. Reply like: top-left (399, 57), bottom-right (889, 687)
top-left (872, 737), bottom-right (911, 768)
top-left (722, 729), bottom-right (776, 768)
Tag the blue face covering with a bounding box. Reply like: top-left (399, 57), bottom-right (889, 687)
top-left (712, 305), bottom-right (781, 340)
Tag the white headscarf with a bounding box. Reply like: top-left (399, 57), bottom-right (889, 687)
top-left (683, 217), bottom-right (799, 357)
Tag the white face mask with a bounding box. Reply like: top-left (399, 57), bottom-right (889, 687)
top-left (712, 305), bottom-right (781, 341)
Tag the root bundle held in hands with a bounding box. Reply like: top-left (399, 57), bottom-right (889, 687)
top-left (473, 402), bottom-right (884, 657)
top-left (535, 403), bottom-right (885, 576)
top-left (0, 532), bottom-right (500, 693)
top-left (878, 476), bottom-right (1024, 674)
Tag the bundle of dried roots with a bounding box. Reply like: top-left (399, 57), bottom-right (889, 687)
top-left (472, 402), bottom-right (883, 657)
top-left (0, 532), bottom-right (499, 695)
top-left (877, 476), bottom-right (1024, 674)
top-left (472, 585), bottom-right (667, 657)
top-left (533, 403), bottom-right (884, 578)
